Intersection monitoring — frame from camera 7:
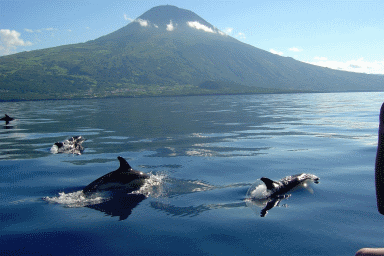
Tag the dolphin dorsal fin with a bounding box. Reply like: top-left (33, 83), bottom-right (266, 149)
top-left (117, 156), bottom-right (132, 171)
top-left (260, 177), bottom-right (278, 190)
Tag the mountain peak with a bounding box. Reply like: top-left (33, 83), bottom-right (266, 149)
top-left (96, 5), bottom-right (226, 42)
top-left (132, 5), bottom-right (220, 33)
top-left (138, 5), bottom-right (212, 28)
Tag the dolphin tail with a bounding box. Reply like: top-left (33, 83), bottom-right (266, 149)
top-left (117, 156), bottom-right (133, 170)
top-left (260, 177), bottom-right (278, 190)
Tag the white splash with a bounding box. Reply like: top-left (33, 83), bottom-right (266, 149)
top-left (43, 191), bottom-right (107, 208)
top-left (131, 173), bottom-right (166, 198)
top-left (245, 180), bottom-right (271, 200)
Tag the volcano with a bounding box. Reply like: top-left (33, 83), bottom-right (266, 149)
top-left (0, 5), bottom-right (382, 100)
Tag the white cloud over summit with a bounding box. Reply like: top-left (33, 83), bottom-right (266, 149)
top-left (123, 16), bottom-right (232, 37)
top-left (124, 14), bottom-right (150, 27)
top-left (187, 21), bottom-right (227, 36)
top-left (187, 21), bottom-right (215, 33)
top-left (0, 29), bottom-right (32, 56)
top-left (125, 15), bottom-right (167, 30)
top-left (136, 19), bottom-right (149, 27)
top-left (167, 20), bottom-right (174, 31)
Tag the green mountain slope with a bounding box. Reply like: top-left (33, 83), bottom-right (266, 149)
top-left (0, 5), bottom-right (382, 101)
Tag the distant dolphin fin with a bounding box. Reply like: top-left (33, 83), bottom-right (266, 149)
top-left (260, 177), bottom-right (278, 190)
top-left (117, 156), bottom-right (132, 170)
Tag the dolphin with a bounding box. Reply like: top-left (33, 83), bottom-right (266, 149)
top-left (51, 136), bottom-right (86, 155)
top-left (1, 114), bottom-right (14, 125)
top-left (260, 173), bottom-right (319, 198)
top-left (246, 173), bottom-right (319, 217)
top-left (83, 156), bottom-right (149, 194)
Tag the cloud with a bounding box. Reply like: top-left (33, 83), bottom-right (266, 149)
top-left (237, 32), bottom-right (246, 39)
top-left (289, 47), bottom-right (302, 52)
top-left (308, 57), bottom-right (384, 75)
top-left (186, 21), bottom-right (228, 36)
top-left (224, 27), bottom-right (233, 35)
top-left (349, 64), bottom-right (360, 69)
top-left (136, 19), bottom-right (148, 27)
top-left (0, 29), bottom-right (32, 56)
top-left (124, 14), bottom-right (132, 21)
top-left (24, 28), bottom-right (57, 33)
top-left (126, 15), bottom-right (158, 28)
top-left (187, 21), bottom-right (214, 33)
top-left (221, 27), bottom-right (245, 40)
top-left (127, 17), bottom-right (149, 27)
top-left (167, 20), bottom-right (174, 31)
top-left (270, 49), bottom-right (283, 56)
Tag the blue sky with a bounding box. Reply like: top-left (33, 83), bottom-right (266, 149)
top-left (1, 0), bottom-right (384, 74)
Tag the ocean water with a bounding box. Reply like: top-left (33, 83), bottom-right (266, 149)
top-left (1, 92), bottom-right (383, 256)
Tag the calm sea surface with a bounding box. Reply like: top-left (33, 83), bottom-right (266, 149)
top-left (1, 92), bottom-right (384, 256)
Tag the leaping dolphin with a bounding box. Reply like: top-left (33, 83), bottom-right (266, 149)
top-left (83, 156), bottom-right (149, 195)
top-left (1, 114), bottom-right (14, 125)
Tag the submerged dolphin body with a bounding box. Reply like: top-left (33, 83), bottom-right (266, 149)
top-left (83, 156), bottom-right (149, 194)
top-left (1, 114), bottom-right (14, 125)
top-left (247, 173), bottom-right (319, 217)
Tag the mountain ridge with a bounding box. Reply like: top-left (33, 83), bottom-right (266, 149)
top-left (0, 5), bottom-right (382, 101)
